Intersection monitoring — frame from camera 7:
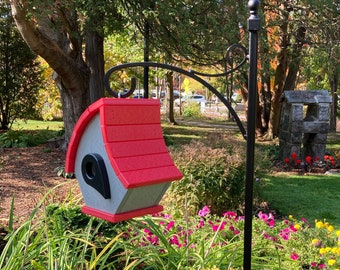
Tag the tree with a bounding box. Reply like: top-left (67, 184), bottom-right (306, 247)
top-left (0, 1), bottom-right (42, 130)
top-left (118, 0), bottom-right (248, 123)
top-left (9, 0), bottom-right (125, 147)
top-left (256, 0), bottom-right (339, 139)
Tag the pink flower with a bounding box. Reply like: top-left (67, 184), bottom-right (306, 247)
top-left (290, 251), bottom-right (299, 260)
top-left (223, 211), bottom-right (237, 218)
top-left (166, 220), bottom-right (175, 231)
top-left (211, 224), bottom-right (219, 231)
top-left (301, 217), bottom-right (308, 223)
top-left (169, 235), bottom-right (180, 246)
top-left (258, 211), bottom-right (275, 228)
top-left (211, 221), bottom-right (226, 232)
top-left (279, 228), bottom-right (290, 240)
top-left (197, 220), bottom-right (205, 228)
top-left (198, 206), bottom-right (210, 217)
top-left (289, 224), bottom-right (297, 232)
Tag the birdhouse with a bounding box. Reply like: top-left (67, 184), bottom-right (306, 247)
top-left (65, 98), bottom-right (183, 223)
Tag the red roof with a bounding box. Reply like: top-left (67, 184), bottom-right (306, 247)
top-left (65, 98), bottom-right (182, 188)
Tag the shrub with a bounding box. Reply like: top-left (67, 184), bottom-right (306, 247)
top-left (182, 102), bottom-right (202, 118)
top-left (0, 129), bottom-right (63, 148)
top-left (168, 140), bottom-right (246, 217)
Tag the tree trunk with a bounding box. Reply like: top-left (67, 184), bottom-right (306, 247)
top-left (165, 71), bottom-right (176, 124)
top-left (265, 3), bottom-right (289, 140)
top-left (283, 26), bottom-right (306, 91)
top-left (329, 72), bottom-right (339, 132)
top-left (328, 44), bottom-right (339, 132)
top-left (258, 74), bottom-right (271, 135)
top-left (53, 71), bottom-right (89, 148)
top-left (85, 28), bottom-right (105, 103)
top-left (10, 1), bottom-right (93, 146)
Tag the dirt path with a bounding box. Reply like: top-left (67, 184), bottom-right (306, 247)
top-left (0, 145), bottom-right (80, 227)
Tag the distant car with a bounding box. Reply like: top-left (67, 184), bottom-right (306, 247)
top-left (152, 90), bottom-right (180, 99)
top-left (174, 94), bottom-right (207, 106)
top-left (231, 93), bottom-right (242, 103)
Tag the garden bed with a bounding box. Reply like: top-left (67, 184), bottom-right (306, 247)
top-left (0, 145), bottom-right (79, 227)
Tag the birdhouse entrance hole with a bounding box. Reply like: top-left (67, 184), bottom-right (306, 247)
top-left (81, 153), bottom-right (111, 199)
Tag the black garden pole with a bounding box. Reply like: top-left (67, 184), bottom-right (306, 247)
top-left (143, 19), bottom-right (150, 99)
top-left (243, 1), bottom-right (260, 269)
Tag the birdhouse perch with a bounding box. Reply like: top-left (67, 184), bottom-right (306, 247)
top-left (65, 98), bottom-right (183, 223)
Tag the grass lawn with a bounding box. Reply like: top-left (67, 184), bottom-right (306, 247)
top-left (12, 119), bottom-right (63, 131)
top-left (259, 173), bottom-right (340, 229)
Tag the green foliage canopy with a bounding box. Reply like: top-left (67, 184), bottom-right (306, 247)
top-left (0, 2), bottom-right (43, 130)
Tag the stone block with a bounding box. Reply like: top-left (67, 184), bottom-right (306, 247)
top-left (319, 104), bottom-right (330, 121)
top-left (291, 104), bottom-right (303, 121)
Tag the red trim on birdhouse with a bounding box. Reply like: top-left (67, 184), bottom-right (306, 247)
top-left (82, 205), bottom-right (164, 223)
top-left (65, 98), bottom-right (182, 188)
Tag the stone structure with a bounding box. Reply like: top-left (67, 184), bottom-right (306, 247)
top-left (278, 90), bottom-right (332, 161)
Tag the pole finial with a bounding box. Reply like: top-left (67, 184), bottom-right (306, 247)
top-left (247, 0), bottom-right (260, 31)
top-left (248, 0), bottom-right (260, 14)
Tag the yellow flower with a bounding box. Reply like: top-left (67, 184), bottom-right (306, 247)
top-left (331, 247), bottom-right (339, 254)
top-left (336, 230), bottom-right (340, 237)
top-left (325, 247), bottom-right (332, 253)
top-left (320, 247), bottom-right (332, 255)
top-left (327, 225), bottom-right (334, 232)
top-left (319, 248), bottom-right (326, 255)
top-left (294, 224), bottom-right (301, 230)
top-left (328, 259), bottom-right (336, 266)
top-left (316, 220), bottom-right (324, 229)
top-left (289, 215), bottom-right (294, 219)
top-left (312, 239), bottom-right (321, 246)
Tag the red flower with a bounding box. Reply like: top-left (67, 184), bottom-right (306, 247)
top-left (305, 156), bottom-right (312, 164)
top-left (284, 157), bottom-right (290, 164)
top-left (291, 153), bottom-right (297, 160)
top-left (296, 159), bottom-right (301, 166)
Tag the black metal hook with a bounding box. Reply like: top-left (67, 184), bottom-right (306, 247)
top-left (106, 77), bottom-right (137, 98)
top-left (104, 61), bottom-right (247, 139)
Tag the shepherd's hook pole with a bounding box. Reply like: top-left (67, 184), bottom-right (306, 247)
top-left (243, 1), bottom-right (260, 269)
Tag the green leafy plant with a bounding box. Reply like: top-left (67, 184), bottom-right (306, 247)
top-left (168, 140), bottom-right (246, 216)
top-left (0, 188), bottom-right (127, 270)
top-left (0, 129), bottom-right (63, 148)
top-left (182, 102), bottom-right (202, 118)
